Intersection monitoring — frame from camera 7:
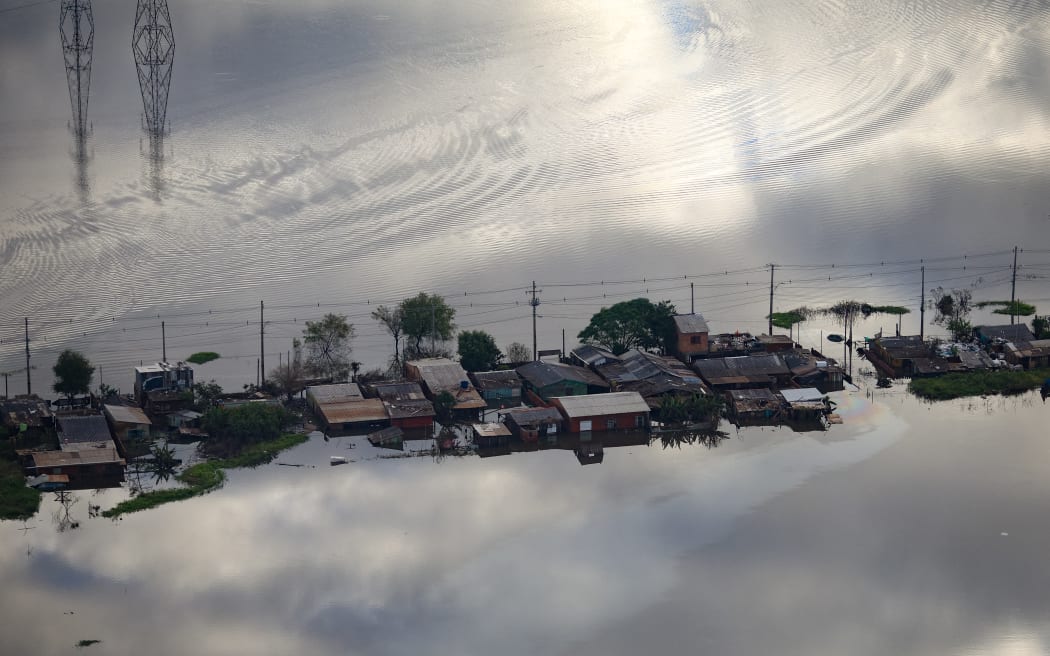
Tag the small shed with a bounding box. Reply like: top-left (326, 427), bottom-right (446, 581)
top-left (471, 422), bottom-right (512, 448)
top-left (104, 404), bottom-right (152, 443)
top-left (550, 392), bottom-right (650, 434)
top-left (404, 358), bottom-right (486, 416)
top-left (779, 388), bottom-right (828, 418)
top-left (727, 388), bottom-right (782, 421)
top-left (469, 371), bottom-right (522, 406)
top-left (502, 406), bottom-right (563, 442)
top-left (516, 361), bottom-right (610, 403)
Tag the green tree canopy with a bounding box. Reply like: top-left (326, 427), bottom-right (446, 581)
top-left (1031, 315), bottom-right (1049, 340)
top-left (457, 330), bottom-right (502, 372)
top-left (303, 313), bottom-right (354, 381)
top-left (201, 403), bottom-right (292, 457)
top-left (400, 293), bottom-right (456, 356)
top-left (52, 349), bottom-right (94, 399)
top-left (578, 298), bottom-right (677, 355)
top-left (930, 287), bottom-right (973, 340)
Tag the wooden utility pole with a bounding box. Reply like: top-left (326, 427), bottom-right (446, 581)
top-left (690, 282), bottom-right (694, 314)
top-left (24, 318), bottom-right (30, 396)
top-left (528, 281), bottom-right (540, 361)
top-left (768, 265), bottom-right (775, 335)
top-left (920, 265), bottom-right (925, 340)
top-left (1010, 246), bottom-right (1018, 325)
top-left (161, 321), bottom-right (167, 362)
top-left (260, 301), bottom-right (266, 385)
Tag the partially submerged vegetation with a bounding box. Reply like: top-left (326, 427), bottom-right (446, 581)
top-left (186, 351), bottom-right (220, 365)
top-left (975, 300), bottom-right (1037, 317)
top-left (101, 432), bottom-right (308, 518)
top-left (908, 368), bottom-right (1050, 401)
top-left (0, 458), bottom-right (41, 521)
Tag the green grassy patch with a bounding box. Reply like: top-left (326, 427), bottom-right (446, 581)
top-left (0, 459), bottom-right (41, 521)
top-left (76, 640), bottom-right (101, 648)
top-left (908, 368), bottom-right (1050, 401)
top-left (186, 351), bottom-right (220, 365)
top-left (975, 300), bottom-right (1037, 317)
top-left (101, 433), bottom-right (308, 518)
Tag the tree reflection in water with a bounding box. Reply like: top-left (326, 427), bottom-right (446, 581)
top-left (654, 429), bottom-right (730, 450)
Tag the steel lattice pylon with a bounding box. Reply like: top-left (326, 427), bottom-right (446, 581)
top-left (60, 0), bottom-right (94, 137)
top-left (133, 0), bottom-right (174, 136)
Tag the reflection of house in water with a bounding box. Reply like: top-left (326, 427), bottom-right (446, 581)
top-left (25, 415), bottom-right (124, 489)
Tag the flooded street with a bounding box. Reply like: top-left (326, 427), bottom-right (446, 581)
top-left (2, 386), bottom-right (1050, 654)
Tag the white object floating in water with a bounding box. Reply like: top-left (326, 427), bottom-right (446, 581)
top-left (330, 456), bottom-right (349, 466)
top-left (1001, 532), bottom-right (1009, 536)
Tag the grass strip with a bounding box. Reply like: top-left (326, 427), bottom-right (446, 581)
top-left (908, 368), bottom-right (1050, 401)
top-left (102, 433), bottom-right (308, 518)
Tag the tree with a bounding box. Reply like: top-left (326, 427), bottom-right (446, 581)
top-left (201, 403), bottom-right (292, 457)
top-left (930, 287), bottom-right (973, 340)
top-left (433, 391), bottom-right (456, 425)
top-left (193, 380), bottom-right (224, 410)
top-left (303, 313), bottom-right (354, 381)
top-left (371, 305), bottom-right (404, 364)
top-left (578, 298), bottom-right (677, 355)
top-left (505, 342), bottom-right (532, 364)
top-left (268, 362), bottom-right (304, 402)
top-left (52, 349), bottom-right (94, 399)
top-left (1033, 315), bottom-right (1050, 340)
top-left (457, 330), bottom-right (502, 372)
top-left (399, 293), bottom-right (456, 357)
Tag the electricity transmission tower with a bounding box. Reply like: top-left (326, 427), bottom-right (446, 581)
top-left (60, 0), bottom-right (94, 196)
top-left (133, 0), bottom-right (175, 138)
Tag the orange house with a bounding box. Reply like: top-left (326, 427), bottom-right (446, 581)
top-left (673, 314), bottom-right (710, 361)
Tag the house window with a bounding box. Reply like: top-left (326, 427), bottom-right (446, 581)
top-left (635, 414), bottom-right (645, 428)
top-left (564, 387), bottom-right (574, 396)
top-left (606, 418), bottom-right (617, 430)
top-left (690, 335), bottom-right (702, 344)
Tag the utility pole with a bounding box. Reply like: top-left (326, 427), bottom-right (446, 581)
top-left (768, 264), bottom-right (775, 335)
top-left (562, 329), bottom-right (566, 360)
top-left (161, 321), bottom-right (166, 362)
top-left (528, 281), bottom-right (541, 361)
top-left (920, 265), bottom-right (925, 340)
top-left (259, 301), bottom-right (265, 385)
top-left (1010, 246), bottom-right (1019, 325)
top-left (24, 318), bottom-right (31, 396)
top-left (690, 282), bottom-right (694, 315)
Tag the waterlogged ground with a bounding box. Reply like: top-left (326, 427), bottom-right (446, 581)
top-left (3, 385), bottom-right (1050, 655)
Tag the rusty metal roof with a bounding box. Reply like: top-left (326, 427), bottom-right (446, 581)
top-left (472, 422), bottom-right (512, 438)
top-left (318, 398), bottom-right (388, 424)
top-left (104, 404), bottom-right (152, 426)
top-left (30, 446), bottom-right (124, 469)
top-left (552, 392), bottom-right (650, 418)
top-left (306, 383), bottom-right (364, 404)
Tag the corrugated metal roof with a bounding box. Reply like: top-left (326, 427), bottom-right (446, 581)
top-left (571, 345), bottom-right (621, 367)
top-left (472, 422), bottom-right (512, 438)
top-left (58, 415), bottom-right (112, 444)
top-left (976, 324), bottom-right (1036, 343)
top-left (503, 406), bottom-right (563, 424)
top-left (470, 370), bottom-right (522, 392)
top-left (307, 383), bottom-right (363, 403)
top-left (31, 446), bottom-right (124, 468)
top-left (516, 361), bottom-right (609, 389)
top-left (406, 358), bottom-right (475, 392)
top-left (552, 392), bottom-right (650, 418)
top-left (372, 382), bottom-right (428, 402)
top-left (673, 314), bottom-right (710, 334)
top-left (318, 398), bottom-right (388, 424)
top-left (383, 399), bottom-right (435, 420)
top-left (104, 404), bottom-right (152, 426)
top-left (780, 388), bottom-right (825, 403)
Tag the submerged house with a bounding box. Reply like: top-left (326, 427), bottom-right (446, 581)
top-left (134, 362), bottom-right (194, 412)
top-left (550, 392), bottom-right (650, 434)
top-left (692, 354), bottom-right (791, 390)
top-left (516, 361), bottom-right (610, 404)
top-left (672, 314), bottom-right (710, 362)
top-left (502, 406), bottom-right (563, 443)
top-left (469, 371), bottom-right (522, 407)
top-left (867, 336), bottom-right (947, 377)
top-left (471, 422), bottom-right (512, 449)
top-left (596, 349), bottom-right (709, 415)
top-left (1, 395), bottom-right (54, 439)
top-left (404, 358), bottom-right (486, 417)
top-left (371, 382), bottom-right (436, 431)
top-left (26, 414), bottom-right (126, 488)
top-left (726, 388), bottom-right (782, 423)
top-left (756, 334), bottom-right (794, 353)
top-left (307, 383), bottom-right (389, 434)
top-left (783, 351), bottom-right (846, 392)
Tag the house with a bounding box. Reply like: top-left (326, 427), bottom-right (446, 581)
top-left (550, 392), bottom-right (650, 433)
top-left (974, 324), bottom-right (1036, 345)
top-left (569, 345), bottom-right (621, 370)
top-left (726, 388), bottom-right (783, 423)
top-left (134, 362), bottom-right (194, 408)
top-left (469, 371), bottom-right (522, 407)
top-left (502, 406), bottom-right (562, 443)
top-left (28, 414), bottom-right (126, 488)
top-left (1, 395), bottom-right (54, 439)
top-left (756, 334), bottom-right (794, 353)
top-left (596, 349), bottom-right (709, 415)
top-left (371, 382), bottom-right (435, 430)
top-left (404, 358), bottom-right (486, 417)
top-left (307, 383), bottom-right (389, 434)
top-left (103, 404), bottom-right (152, 457)
top-left (673, 314), bottom-right (710, 361)
top-left (779, 388), bottom-right (829, 420)
top-left (692, 354), bottom-right (792, 390)
top-left (1004, 339), bottom-right (1050, 370)
top-left (783, 351), bottom-right (846, 392)
top-left (705, 332), bottom-right (760, 358)
top-left (516, 361), bottom-right (610, 404)
top-left (866, 336), bottom-right (946, 377)
top-left (471, 422), bottom-right (512, 449)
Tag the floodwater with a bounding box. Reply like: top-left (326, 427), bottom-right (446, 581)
top-left (3, 386), bottom-right (1050, 655)
top-left (3, 1), bottom-right (1050, 653)
top-left (1, 0), bottom-right (1050, 391)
